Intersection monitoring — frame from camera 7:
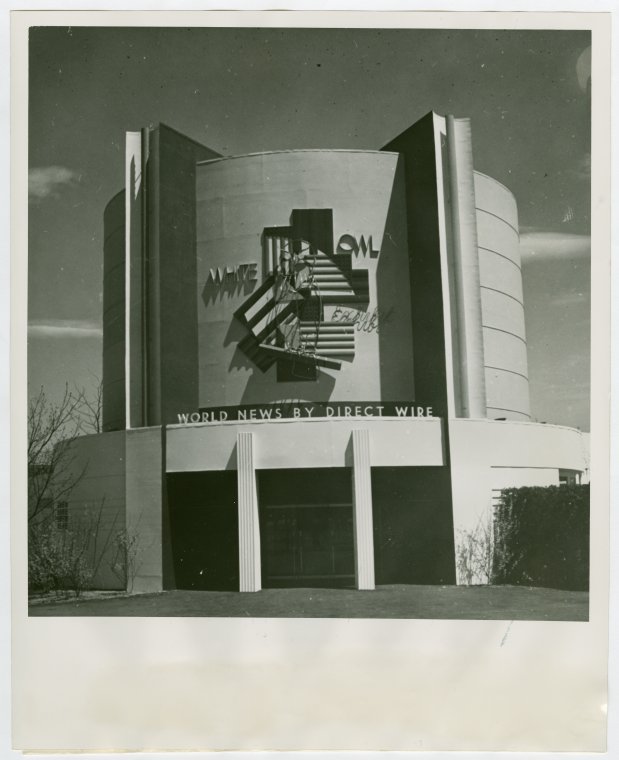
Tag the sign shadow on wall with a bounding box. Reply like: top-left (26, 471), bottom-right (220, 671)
top-left (238, 358), bottom-right (337, 405)
top-left (225, 318), bottom-right (259, 372)
top-left (202, 264), bottom-right (258, 306)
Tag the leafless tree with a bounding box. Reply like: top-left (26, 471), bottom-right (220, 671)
top-left (28, 384), bottom-right (84, 524)
top-left (28, 378), bottom-right (103, 523)
top-left (110, 526), bottom-right (141, 594)
top-left (28, 379), bottom-right (115, 596)
top-left (73, 375), bottom-right (103, 434)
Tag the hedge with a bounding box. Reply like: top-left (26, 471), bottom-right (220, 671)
top-left (492, 484), bottom-right (589, 591)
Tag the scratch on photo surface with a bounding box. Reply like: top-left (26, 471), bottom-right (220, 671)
top-left (500, 620), bottom-right (514, 647)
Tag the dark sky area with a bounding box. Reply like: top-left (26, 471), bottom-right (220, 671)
top-left (27, 26), bottom-right (591, 429)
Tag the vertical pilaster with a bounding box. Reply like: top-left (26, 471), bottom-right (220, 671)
top-left (351, 429), bottom-right (375, 590)
top-left (125, 128), bottom-right (151, 429)
top-left (446, 115), bottom-right (487, 419)
top-left (237, 432), bottom-right (261, 592)
top-left (125, 131), bottom-right (142, 429)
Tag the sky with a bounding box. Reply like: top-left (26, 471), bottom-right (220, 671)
top-left (28, 26), bottom-right (592, 430)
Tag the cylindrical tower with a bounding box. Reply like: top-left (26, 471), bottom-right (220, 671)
top-left (474, 171), bottom-right (531, 420)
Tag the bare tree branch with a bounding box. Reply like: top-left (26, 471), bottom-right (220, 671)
top-left (28, 383), bottom-right (91, 523)
top-left (72, 375), bottom-right (103, 435)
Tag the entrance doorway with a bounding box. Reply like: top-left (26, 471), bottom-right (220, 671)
top-left (167, 472), bottom-right (239, 590)
top-left (371, 466), bottom-right (456, 585)
top-left (259, 469), bottom-right (355, 588)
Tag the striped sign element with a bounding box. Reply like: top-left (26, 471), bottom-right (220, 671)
top-left (235, 214), bottom-right (370, 375)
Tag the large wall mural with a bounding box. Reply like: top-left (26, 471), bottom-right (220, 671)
top-left (234, 209), bottom-right (370, 380)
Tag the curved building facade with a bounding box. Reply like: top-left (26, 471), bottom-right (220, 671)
top-left (475, 172), bottom-right (530, 420)
top-left (67, 113), bottom-right (585, 593)
top-left (196, 149), bottom-right (414, 408)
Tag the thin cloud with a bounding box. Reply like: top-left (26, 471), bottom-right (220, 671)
top-left (520, 232), bottom-right (591, 261)
top-left (28, 319), bottom-right (102, 338)
top-left (28, 166), bottom-right (80, 201)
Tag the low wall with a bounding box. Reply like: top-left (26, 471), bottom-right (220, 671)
top-left (62, 428), bottom-right (165, 592)
top-left (63, 430), bottom-right (126, 589)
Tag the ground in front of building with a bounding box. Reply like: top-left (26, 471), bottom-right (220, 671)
top-left (28, 584), bottom-right (588, 620)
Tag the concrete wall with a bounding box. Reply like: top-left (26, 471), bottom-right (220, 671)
top-left (102, 191), bottom-right (126, 432)
top-left (64, 431), bottom-right (126, 589)
top-left (119, 124), bottom-right (220, 430)
top-left (195, 150), bottom-right (415, 409)
top-left (382, 114), bottom-right (530, 424)
top-left (148, 126), bottom-right (220, 426)
top-left (125, 427), bottom-right (165, 593)
top-left (382, 113), bottom-right (453, 419)
top-left (474, 172), bottom-right (531, 420)
top-left (166, 417), bottom-right (445, 473)
top-left (62, 428), bottom-right (167, 592)
top-left (448, 418), bottom-right (587, 583)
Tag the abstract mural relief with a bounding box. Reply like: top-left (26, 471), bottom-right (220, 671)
top-left (235, 209), bottom-right (370, 379)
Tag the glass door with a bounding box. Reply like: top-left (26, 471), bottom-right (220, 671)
top-left (262, 503), bottom-right (354, 587)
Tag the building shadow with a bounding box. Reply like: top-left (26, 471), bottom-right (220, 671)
top-left (375, 155), bottom-right (416, 402)
top-left (238, 361), bottom-right (337, 405)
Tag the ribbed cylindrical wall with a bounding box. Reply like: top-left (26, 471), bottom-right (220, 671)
top-left (474, 172), bottom-right (530, 420)
top-left (102, 190), bottom-right (126, 432)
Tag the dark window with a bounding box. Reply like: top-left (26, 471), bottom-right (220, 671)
top-left (559, 470), bottom-right (581, 486)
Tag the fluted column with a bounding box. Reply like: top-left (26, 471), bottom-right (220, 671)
top-left (351, 429), bottom-right (375, 590)
top-left (237, 432), bottom-right (261, 592)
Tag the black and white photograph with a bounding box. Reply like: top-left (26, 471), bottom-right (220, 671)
top-left (10, 9), bottom-right (611, 755)
top-left (26, 22), bottom-right (594, 620)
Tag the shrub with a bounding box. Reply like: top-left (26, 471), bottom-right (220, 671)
top-left (110, 528), bottom-right (141, 593)
top-left (492, 484), bottom-right (589, 591)
top-left (28, 498), bottom-right (120, 597)
top-left (456, 514), bottom-right (494, 585)
top-left (28, 522), bottom-right (94, 597)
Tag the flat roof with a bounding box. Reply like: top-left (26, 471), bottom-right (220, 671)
top-left (197, 149), bottom-right (400, 166)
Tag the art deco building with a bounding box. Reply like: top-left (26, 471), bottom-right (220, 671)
top-left (68, 112), bottom-right (587, 592)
